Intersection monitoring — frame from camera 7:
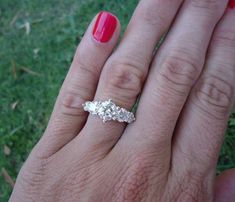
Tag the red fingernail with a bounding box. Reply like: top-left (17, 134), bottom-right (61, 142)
top-left (93, 11), bottom-right (117, 43)
top-left (229, 0), bottom-right (235, 9)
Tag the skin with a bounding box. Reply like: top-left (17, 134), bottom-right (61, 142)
top-left (10, 0), bottom-right (235, 201)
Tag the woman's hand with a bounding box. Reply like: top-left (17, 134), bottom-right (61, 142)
top-left (10, 0), bottom-right (235, 201)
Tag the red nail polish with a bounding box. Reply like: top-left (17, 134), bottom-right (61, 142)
top-left (229, 0), bottom-right (235, 9)
top-left (93, 12), bottom-right (117, 43)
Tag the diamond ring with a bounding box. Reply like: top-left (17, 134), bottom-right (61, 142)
top-left (82, 99), bottom-right (135, 123)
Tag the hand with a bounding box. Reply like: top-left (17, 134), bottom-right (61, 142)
top-left (10, 0), bottom-right (235, 201)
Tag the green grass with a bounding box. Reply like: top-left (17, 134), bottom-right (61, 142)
top-left (0, 0), bottom-right (234, 201)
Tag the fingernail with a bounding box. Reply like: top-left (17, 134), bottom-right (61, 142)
top-left (93, 11), bottom-right (117, 43)
top-left (229, 0), bottom-right (235, 9)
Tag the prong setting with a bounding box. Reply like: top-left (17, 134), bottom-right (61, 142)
top-left (83, 99), bottom-right (135, 124)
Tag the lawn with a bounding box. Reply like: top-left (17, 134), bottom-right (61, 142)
top-left (0, 0), bottom-right (234, 201)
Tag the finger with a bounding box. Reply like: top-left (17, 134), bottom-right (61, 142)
top-left (214, 169), bottom-right (235, 202)
top-left (79, 0), bottom-right (184, 152)
top-left (123, 0), bottom-right (228, 169)
top-left (171, 6), bottom-right (235, 175)
top-left (35, 12), bottom-right (120, 157)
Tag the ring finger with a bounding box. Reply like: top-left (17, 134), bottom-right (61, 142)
top-left (79, 0), bottom-right (184, 152)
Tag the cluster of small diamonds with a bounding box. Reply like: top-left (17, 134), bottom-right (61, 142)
top-left (83, 99), bottom-right (135, 123)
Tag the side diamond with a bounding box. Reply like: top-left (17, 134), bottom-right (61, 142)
top-left (83, 100), bottom-right (135, 123)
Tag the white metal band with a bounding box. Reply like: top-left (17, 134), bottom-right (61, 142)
top-left (82, 99), bottom-right (135, 123)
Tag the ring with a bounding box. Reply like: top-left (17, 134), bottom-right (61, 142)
top-left (82, 99), bottom-right (135, 123)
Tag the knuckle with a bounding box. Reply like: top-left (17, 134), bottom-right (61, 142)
top-left (139, 4), bottom-right (168, 28)
top-left (112, 152), bottom-right (166, 202)
top-left (74, 48), bottom-right (101, 80)
top-left (15, 159), bottom-right (48, 199)
top-left (158, 55), bottom-right (198, 95)
top-left (138, 0), bottom-right (182, 29)
top-left (76, 59), bottom-right (99, 82)
top-left (61, 79), bottom-right (93, 116)
top-left (64, 167), bottom-right (90, 195)
top-left (61, 91), bottom-right (87, 116)
top-left (105, 59), bottom-right (146, 103)
top-left (112, 157), bottom-right (151, 201)
top-left (194, 74), bottom-right (234, 119)
top-left (61, 60), bottom-right (98, 116)
top-left (170, 171), bottom-right (209, 202)
top-left (212, 30), bottom-right (235, 49)
top-left (190, 0), bottom-right (222, 11)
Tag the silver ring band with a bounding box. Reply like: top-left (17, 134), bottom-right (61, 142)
top-left (83, 99), bottom-right (135, 123)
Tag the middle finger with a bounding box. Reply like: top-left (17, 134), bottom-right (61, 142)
top-left (122, 0), bottom-right (228, 166)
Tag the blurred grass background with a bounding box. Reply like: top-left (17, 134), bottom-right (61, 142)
top-left (0, 0), bottom-right (234, 201)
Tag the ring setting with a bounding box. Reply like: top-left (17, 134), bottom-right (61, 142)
top-left (82, 99), bottom-right (135, 123)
